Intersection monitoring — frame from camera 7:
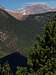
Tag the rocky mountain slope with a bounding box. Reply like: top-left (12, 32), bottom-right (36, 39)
top-left (5, 4), bottom-right (56, 20)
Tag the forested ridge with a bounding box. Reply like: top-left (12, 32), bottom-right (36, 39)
top-left (0, 8), bottom-right (56, 75)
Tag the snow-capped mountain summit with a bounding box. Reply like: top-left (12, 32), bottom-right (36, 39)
top-left (2, 4), bottom-right (56, 20)
top-left (6, 4), bottom-right (49, 20)
top-left (23, 4), bottom-right (50, 14)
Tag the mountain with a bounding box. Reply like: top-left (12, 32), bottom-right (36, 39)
top-left (8, 11), bottom-right (28, 20)
top-left (18, 4), bottom-right (56, 13)
top-left (5, 4), bottom-right (49, 20)
top-left (22, 4), bottom-right (49, 14)
top-left (0, 7), bottom-right (56, 58)
top-left (5, 4), bottom-right (56, 20)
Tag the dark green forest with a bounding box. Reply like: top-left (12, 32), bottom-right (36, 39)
top-left (0, 9), bottom-right (56, 75)
top-left (0, 8), bottom-right (56, 58)
top-left (0, 14), bottom-right (56, 75)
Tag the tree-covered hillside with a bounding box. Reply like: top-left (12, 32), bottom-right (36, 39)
top-left (0, 8), bottom-right (56, 57)
top-left (0, 12), bottom-right (56, 75)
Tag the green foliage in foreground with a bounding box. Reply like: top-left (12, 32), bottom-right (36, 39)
top-left (16, 67), bottom-right (27, 75)
top-left (0, 63), bottom-right (13, 75)
top-left (15, 15), bottom-right (56, 75)
top-left (28, 16), bottom-right (56, 75)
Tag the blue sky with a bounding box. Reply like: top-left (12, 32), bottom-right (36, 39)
top-left (0, 0), bottom-right (56, 9)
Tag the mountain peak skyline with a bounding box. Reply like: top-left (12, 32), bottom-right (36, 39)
top-left (1, 3), bottom-right (55, 21)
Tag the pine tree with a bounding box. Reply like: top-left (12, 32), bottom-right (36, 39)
top-left (28, 15), bottom-right (56, 75)
top-left (16, 66), bottom-right (27, 75)
top-left (1, 63), bottom-right (13, 75)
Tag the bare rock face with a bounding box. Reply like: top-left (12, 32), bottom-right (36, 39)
top-left (0, 31), bottom-right (18, 51)
top-left (9, 12), bottom-right (24, 20)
